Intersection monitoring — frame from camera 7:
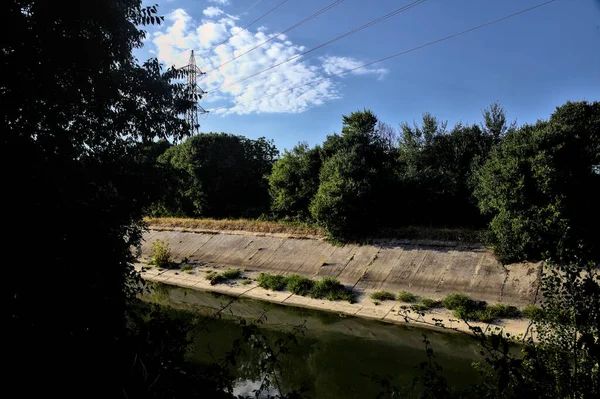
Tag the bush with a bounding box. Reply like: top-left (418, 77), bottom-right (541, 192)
top-left (522, 304), bottom-right (544, 320)
top-left (442, 293), bottom-right (477, 310)
top-left (257, 273), bottom-right (287, 291)
top-left (412, 298), bottom-right (441, 311)
top-left (180, 264), bottom-right (192, 271)
top-left (310, 277), bottom-right (355, 303)
top-left (442, 293), bottom-right (488, 320)
top-left (370, 290), bottom-right (396, 301)
top-left (210, 268), bottom-right (242, 285)
top-left (285, 274), bottom-right (315, 296)
top-left (149, 239), bottom-right (174, 269)
top-left (205, 271), bottom-right (217, 280)
top-left (240, 279), bottom-right (252, 285)
top-left (397, 291), bottom-right (417, 303)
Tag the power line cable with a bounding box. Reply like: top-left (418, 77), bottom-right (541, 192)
top-left (209, 0), bottom-right (426, 93)
top-left (205, 0), bottom-right (345, 73)
top-left (208, 0), bottom-right (556, 113)
top-left (198, 0), bottom-right (292, 61)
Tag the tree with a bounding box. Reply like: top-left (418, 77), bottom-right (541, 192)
top-left (475, 101), bottom-right (600, 264)
top-left (3, 1), bottom-right (195, 396)
top-left (310, 110), bottom-right (393, 239)
top-left (481, 101), bottom-right (517, 144)
top-left (159, 133), bottom-right (278, 218)
top-left (396, 114), bottom-right (495, 227)
top-left (268, 142), bottom-right (323, 220)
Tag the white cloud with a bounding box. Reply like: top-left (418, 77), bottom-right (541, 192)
top-left (150, 8), bottom-right (384, 115)
top-left (321, 56), bottom-right (388, 80)
top-left (203, 6), bottom-right (224, 18)
top-left (209, 0), bottom-right (230, 4)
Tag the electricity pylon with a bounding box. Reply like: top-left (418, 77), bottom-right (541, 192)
top-left (182, 50), bottom-right (208, 135)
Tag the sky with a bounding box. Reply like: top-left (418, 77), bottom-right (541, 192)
top-left (136, 0), bottom-right (600, 151)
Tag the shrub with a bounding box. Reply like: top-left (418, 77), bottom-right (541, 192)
top-left (370, 290), bottom-right (396, 301)
top-left (420, 298), bottom-right (440, 308)
top-left (180, 264), bottom-right (193, 271)
top-left (240, 279), bottom-right (252, 285)
top-left (210, 268), bottom-right (242, 285)
top-left (311, 277), bottom-right (355, 303)
top-left (397, 291), bottom-right (417, 303)
top-left (205, 271), bottom-right (217, 281)
top-left (442, 293), bottom-right (488, 320)
top-left (285, 274), bottom-right (314, 296)
top-left (487, 303), bottom-right (521, 319)
top-left (257, 273), bottom-right (287, 291)
top-left (149, 239), bottom-right (174, 269)
top-left (522, 304), bottom-right (544, 320)
top-left (442, 293), bottom-right (477, 310)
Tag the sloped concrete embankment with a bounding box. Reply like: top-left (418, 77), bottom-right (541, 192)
top-left (140, 228), bottom-right (541, 306)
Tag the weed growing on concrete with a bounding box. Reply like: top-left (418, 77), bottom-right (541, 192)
top-left (257, 273), bottom-right (287, 291)
top-left (240, 279), bottom-right (252, 285)
top-left (419, 298), bottom-right (440, 309)
top-left (205, 271), bottom-right (218, 281)
top-left (397, 291), bottom-right (418, 303)
top-left (209, 268), bottom-right (242, 285)
top-left (311, 277), bottom-right (355, 303)
top-left (522, 304), bottom-right (544, 320)
top-left (180, 264), bottom-right (193, 272)
top-left (370, 291), bottom-right (396, 301)
top-left (285, 274), bottom-right (314, 296)
top-left (373, 300), bottom-right (380, 306)
top-left (441, 293), bottom-right (522, 322)
top-left (148, 239), bottom-right (174, 269)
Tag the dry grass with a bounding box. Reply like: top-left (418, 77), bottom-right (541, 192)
top-left (145, 217), bottom-right (324, 237)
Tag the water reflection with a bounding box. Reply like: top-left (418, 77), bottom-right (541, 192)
top-left (149, 284), bottom-right (483, 398)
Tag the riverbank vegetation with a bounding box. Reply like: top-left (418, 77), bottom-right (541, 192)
top-left (144, 101), bottom-right (599, 265)
top-left (7, 0), bottom-right (598, 397)
top-left (257, 273), bottom-right (356, 303)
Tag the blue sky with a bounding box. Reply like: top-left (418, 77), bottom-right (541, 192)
top-left (137, 0), bottom-right (600, 151)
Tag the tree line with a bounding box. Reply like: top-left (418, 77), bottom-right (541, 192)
top-left (148, 100), bottom-right (600, 265)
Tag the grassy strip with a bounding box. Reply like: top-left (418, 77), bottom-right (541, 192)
top-left (205, 268), bottom-right (242, 285)
top-left (257, 273), bottom-right (355, 303)
top-left (145, 217), bottom-right (323, 236)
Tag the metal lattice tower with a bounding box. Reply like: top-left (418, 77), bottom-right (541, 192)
top-left (182, 50), bottom-right (208, 135)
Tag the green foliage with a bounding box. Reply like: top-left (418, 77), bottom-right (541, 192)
top-left (149, 239), bottom-right (173, 268)
top-left (475, 101), bottom-right (600, 264)
top-left (158, 133), bottom-right (278, 218)
top-left (310, 277), bottom-right (356, 303)
top-left (370, 290), bottom-right (396, 301)
top-left (397, 291), bottom-right (418, 302)
top-left (208, 268), bottom-right (242, 285)
top-left (412, 298), bottom-right (441, 311)
top-left (205, 271), bottom-right (218, 281)
top-left (257, 273), bottom-right (288, 291)
top-left (309, 109), bottom-right (396, 240)
top-left (521, 304), bottom-right (544, 320)
top-left (268, 142), bottom-right (322, 220)
top-left (240, 279), bottom-right (252, 285)
top-left (180, 264), bottom-right (193, 272)
top-left (285, 274), bottom-right (315, 296)
top-left (3, 0), bottom-right (201, 395)
top-left (441, 293), bottom-right (477, 310)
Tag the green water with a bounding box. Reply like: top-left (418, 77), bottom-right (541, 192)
top-left (149, 284), bottom-right (484, 398)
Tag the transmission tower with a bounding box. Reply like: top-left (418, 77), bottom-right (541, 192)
top-left (182, 50), bottom-right (208, 135)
